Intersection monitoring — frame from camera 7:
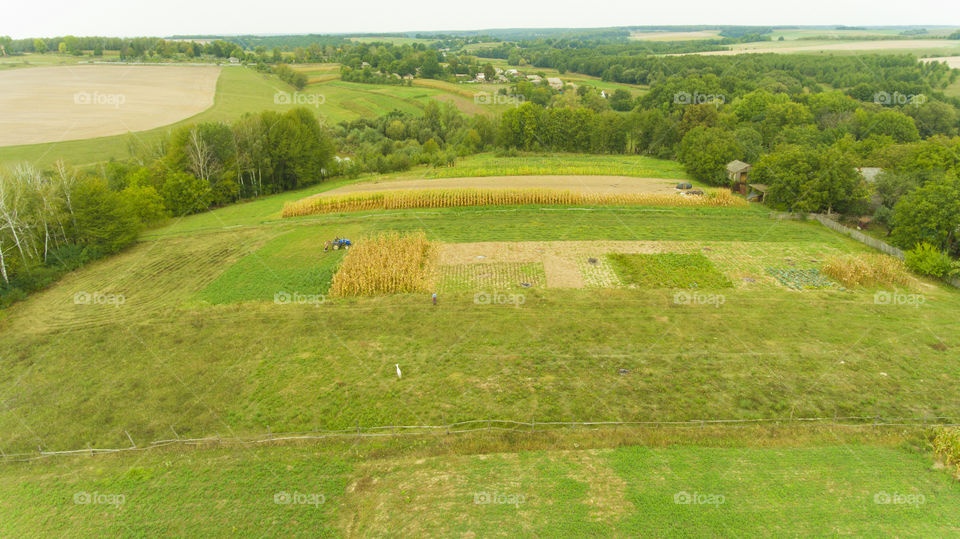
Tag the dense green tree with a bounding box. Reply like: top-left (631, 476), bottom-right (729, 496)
top-left (72, 178), bottom-right (139, 253)
top-left (161, 172), bottom-right (212, 217)
top-left (755, 145), bottom-right (867, 214)
top-left (677, 127), bottom-right (742, 185)
top-left (891, 176), bottom-right (960, 254)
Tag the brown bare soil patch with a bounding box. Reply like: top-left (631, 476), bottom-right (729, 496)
top-left (319, 175), bottom-right (679, 197)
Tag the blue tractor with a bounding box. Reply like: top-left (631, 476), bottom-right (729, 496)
top-left (325, 237), bottom-right (352, 251)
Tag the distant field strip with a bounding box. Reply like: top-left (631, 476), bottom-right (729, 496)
top-left (282, 188), bottom-right (745, 217)
top-left (698, 39), bottom-right (960, 55)
top-left (0, 65), bottom-right (221, 146)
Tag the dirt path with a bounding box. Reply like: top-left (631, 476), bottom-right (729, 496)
top-left (319, 175), bottom-right (680, 197)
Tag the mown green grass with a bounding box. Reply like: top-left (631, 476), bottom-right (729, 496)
top-left (608, 253), bottom-right (733, 289)
top-left (348, 444), bottom-right (960, 536)
top-left (195, 226), bottom-right (349, 304)
top-left (1, 442), bottom-right (956, 537)
top-left (0, 447), bottom-right (348, 537)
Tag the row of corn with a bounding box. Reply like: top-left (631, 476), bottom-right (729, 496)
top-left (282, 187), bottom-right (746, 217)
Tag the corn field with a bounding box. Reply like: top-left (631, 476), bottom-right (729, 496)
top-left (329, 231), bottom-right (432, 297)
top-left (821, 253), bottom-right (910, 287)
top-left (933, 427), bottom-right (960, 475)
top-left (282, 188), bottom-right (746, 217)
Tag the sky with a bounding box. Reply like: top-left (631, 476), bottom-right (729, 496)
top-left (4, 0), bottom-right (960, 39)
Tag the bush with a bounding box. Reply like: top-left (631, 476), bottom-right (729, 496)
top-left (821, 253), bottom-right (910, 287)
top-left (904, 242), bottom-right (956, 278)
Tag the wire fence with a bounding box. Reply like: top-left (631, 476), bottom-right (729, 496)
top-left (2, 416), bottom-right (958, 464)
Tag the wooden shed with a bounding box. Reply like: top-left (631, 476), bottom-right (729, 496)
top-left (727, 161), bottom-right (752, 195)
top-left (747, 183), bottom-right (769, 203)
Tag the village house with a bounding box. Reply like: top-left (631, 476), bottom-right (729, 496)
top-left (546, 77), bottom-right (564, 90)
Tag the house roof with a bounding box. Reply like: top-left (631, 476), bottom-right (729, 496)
top-left (857, 167), bottom-right (883, 182)
top-left (726, 160), bottom-right (752, 173)
top-left (748, 183), bottom-right (769, 192)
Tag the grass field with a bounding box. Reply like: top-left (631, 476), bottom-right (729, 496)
top-left (2, 198), bottom-right (959, 451)
top-left (2, 152), bottom-right (959, 534)
top-left (2, 440), bottom-right (956, 537)
top-left (0, 52), bottom-right (122, 71)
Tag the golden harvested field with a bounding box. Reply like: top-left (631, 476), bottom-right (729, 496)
top-left (630, 30), bottom-right (722, 41)
top-left (0, 64), bottom-right (221, 146)
top-left (318, 175), bottom-right (680, 197)
top-left (923, 56), bottom-right (960, 68)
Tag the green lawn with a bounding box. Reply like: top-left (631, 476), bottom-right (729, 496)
top-left (608, 253), bottom-right (733, 288)
top-left (195, 226), bottom-right (349, 305)
top-left (1, 442), bottom-right (957, 536)
top-left (0, 447), bottom-right (348, 537)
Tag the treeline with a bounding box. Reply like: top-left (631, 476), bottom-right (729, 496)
top-left (0, 35), bottom-right (244, 59)
top-left (0, 108), bottom-right (333, 305)
top-left (0, 163), bottom-right (154, 306)
top-left (502, 46), bottom-right (956, 89)
top-left (336, 43), bottom-right (481, 79)
top-left (270, 64), bottom-right (308, 90)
